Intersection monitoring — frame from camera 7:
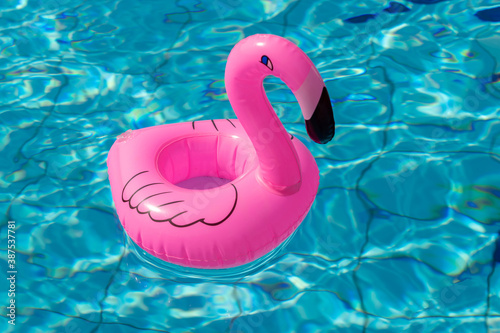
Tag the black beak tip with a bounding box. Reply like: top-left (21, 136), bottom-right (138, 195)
top-left (318, 129), bottom-right (335, 144)
top-left (305, 87), bottom-right (335, 145)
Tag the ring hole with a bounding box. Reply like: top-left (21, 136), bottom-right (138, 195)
top-left (175, 176), bottom-right (231, 190)
top-left (157, 135), bottom-right (255, 189)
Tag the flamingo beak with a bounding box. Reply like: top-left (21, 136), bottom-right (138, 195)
top-left (305, 87), bottom-right (335, 144)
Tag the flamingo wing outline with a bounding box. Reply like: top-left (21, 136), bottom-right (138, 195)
top-left (121, 171), bottom-right (238, 228)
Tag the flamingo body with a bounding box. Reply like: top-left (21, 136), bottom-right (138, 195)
top-left (107, 119), bottom-right (319, 268)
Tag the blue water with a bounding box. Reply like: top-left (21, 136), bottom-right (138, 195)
top-left (1, 0), bottom-right (500, 332)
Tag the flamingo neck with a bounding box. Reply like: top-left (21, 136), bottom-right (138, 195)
top-left (226, 76), bottom-right (302, 195)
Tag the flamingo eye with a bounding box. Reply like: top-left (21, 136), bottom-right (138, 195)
top-left (260, 55), bottom-right (273, 71)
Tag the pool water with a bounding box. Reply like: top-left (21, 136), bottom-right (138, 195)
top-left (1, 0), bottom-right (500, 332)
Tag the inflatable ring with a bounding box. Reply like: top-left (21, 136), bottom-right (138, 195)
top-left (107, 34), bottom-right (335, 269)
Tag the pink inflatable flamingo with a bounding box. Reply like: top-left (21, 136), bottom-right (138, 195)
top-left (107, 34), bottom-right (335, 269)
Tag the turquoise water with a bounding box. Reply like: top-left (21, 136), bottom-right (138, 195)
top-left (1, 0), bottom-right (500, 332)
